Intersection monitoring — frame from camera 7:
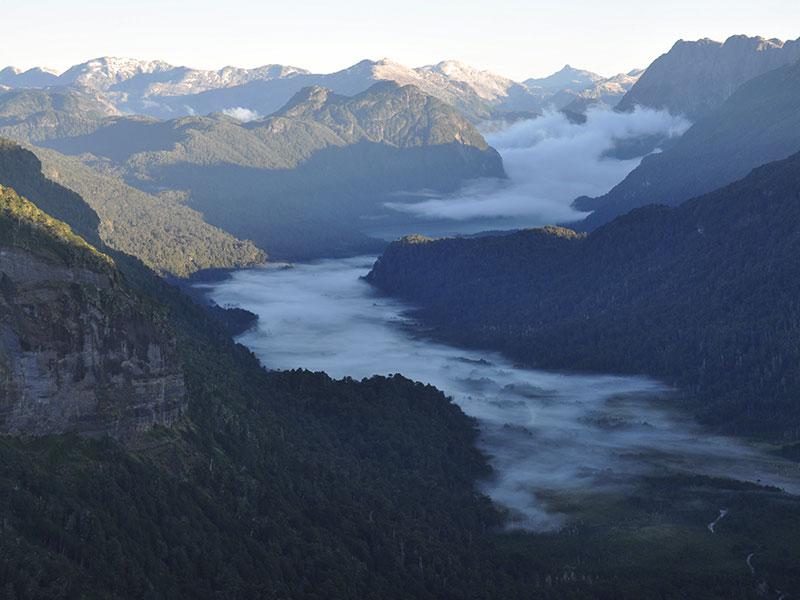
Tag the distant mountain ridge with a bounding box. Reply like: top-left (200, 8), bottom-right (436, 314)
top-left (524, 64), bottom-right (603, 92)
top-left (617, 34), bottom-right (800, 119)
top-left (0, 56), bottom-right (630, 122)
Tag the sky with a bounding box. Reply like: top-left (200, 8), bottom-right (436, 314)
top-left (3, 0), bottom-right (799, 80)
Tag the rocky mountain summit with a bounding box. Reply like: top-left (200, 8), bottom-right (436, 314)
top-left (617, 34), bottom-right (800, 119)
top-left (0, 56), bottom-right (626, 122)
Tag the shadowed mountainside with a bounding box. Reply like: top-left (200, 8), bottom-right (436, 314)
top-left (576, 58), bottom-right (800, 229)
top-left (368, 152), bottom-right (800, 439)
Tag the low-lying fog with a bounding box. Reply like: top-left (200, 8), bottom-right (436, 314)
top-left (371, 107), bottom-right (689, 239)
top-left (207, 257), bottom-right (800, 531)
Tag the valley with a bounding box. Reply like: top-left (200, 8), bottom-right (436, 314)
top-left (207, 257), bottom-right (800, 526)
top-left (206, 256), bottom-right (800, 596)
top-left (2, 16), bottom-right (800, 597)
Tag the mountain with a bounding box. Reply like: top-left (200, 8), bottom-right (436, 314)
top-left (0, 140), bottom-right (265, 276)
top-left (57, 57), bottom-right (177, 89)
top-left (563, 69), bottom-right (643, 113)
top-left (0, 56), bottom-right (579, 123)
top-left (0, 66), bottom-right (59, 88)
top-left (520, 65), bottom-right (637, 112)
top-left (420, 60), bottom-right (522, 102)
top-left (0, 143), bottom-right (514, 599)
top-left (54, 56), bottom-right (310, 115)
top-left (367, 151), bottom-right (800, 439)
top-left (4, 68), bottom-right (800, 599)
top-left (524, 64), bottom-right (604, 92)
top-left (0, 87), bottom-right (118, 142)
top-left (617, 35), bottom-right (800, 119)
top-left (577, 58), bottom-right (800, 228)
top-left (147, 58), bottom-right (530, 122)
top-left (39, 82), bottom-right (504, 260)
top-left (0, 183), bottom-right (185, 438)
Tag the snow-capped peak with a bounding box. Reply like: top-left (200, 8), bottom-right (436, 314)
top-left (417, 60), bottom-right (516, 101)
top-left (59, 57), bottom-right (176, 88)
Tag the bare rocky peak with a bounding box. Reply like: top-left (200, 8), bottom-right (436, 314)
top-left (580, 70), bottom-right (642, 99)
top-left (617, 34), bottom-right (800, 119)
top-left (417, 60), bottom-right (519, 102)
top-left (58, 56), bottom-right (176, 88)
top-left (53, 56), bottom-right (308, 97)
top-left (524, 64), bottom-right (604, 92)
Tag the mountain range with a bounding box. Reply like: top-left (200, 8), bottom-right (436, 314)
top-left (0, 56), bottom-right (637, 122)
top-left (4, 29), bottom-right (800, 599)
top-left (32, 81), bottom-right (505, 260)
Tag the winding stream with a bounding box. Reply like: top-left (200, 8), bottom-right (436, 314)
top-left (206, 256), bottom-right (800, 530)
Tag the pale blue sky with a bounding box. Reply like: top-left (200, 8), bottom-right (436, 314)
top-left (4, 0), bottom-right (799, 80)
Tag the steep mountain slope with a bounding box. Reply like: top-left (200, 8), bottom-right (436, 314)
top-left (3, 105), bottom-right (800, 600)
top-left (577, 59), bottom-right (800, 229)
top-left (563, 69), bottom-right (643, 113)
top-left (40, 82), bottom-right (505, 259)
top-left (32, 145), bottom-right (266, 276)
top-left (0, 66), bottom-right (59, 88)
top-left (0, 144), bottom-right (512, 599)
top-left (368, 152), bottom-right (800, 439)
top-left (0, 184), bottom-right (185, 438)
top-left (0, 140), bottom-right (264, 276)
top-left (617, 34), bottom-right (800, 119)
top-left (0, 87), bottom-right (118, 142)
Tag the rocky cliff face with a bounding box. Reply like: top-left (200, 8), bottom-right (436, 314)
top-left (0, 186), bottom-right (185, 439)
top-left (617, 35), bottom-right (800, 119)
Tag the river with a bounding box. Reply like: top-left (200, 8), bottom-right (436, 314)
top-left (206, 256), bottom-right (800, 530)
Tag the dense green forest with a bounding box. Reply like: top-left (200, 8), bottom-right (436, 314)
top-left (3, 122), bottom-right (800, 599)
top-left (368, 152), bottom-right (800, 440)
top-left (0, 164), bottom-right (503, 598)
top-left (0, 139), bottom-right (265, 276)
top-left (0, 87), bottom-right (115, 143)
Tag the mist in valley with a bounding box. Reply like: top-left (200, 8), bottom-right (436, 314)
top-left (380, 107), bottom-right (690, 236)
top-left (207, 258), bottom-right (800, 531)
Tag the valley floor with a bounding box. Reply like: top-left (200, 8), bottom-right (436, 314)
top-left (206, 256), bottom-right (800, 599)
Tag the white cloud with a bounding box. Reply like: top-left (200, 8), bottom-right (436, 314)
top-left (222, 106), bottom-right (262, 122)
top-left (387, 106), bottom-right (690, 223)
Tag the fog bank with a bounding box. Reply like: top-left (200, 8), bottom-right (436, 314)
top-left (207, 258), bottom-right (800, 530)
top-left (387, 107), bottom-right (690, 223)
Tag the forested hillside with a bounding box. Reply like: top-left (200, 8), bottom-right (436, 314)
top-left (368, 152), bottom-right (800, 439)
top-left (5, 120), bottom-right (800, 599)
top-left (0, 147), bottom-right (506, 599)
top-left (31, 145), bottom-right (266, 276)
top-left (18, 82), bottom-right (502, 259)
top-left (0, 87), bottom-right (117, 142)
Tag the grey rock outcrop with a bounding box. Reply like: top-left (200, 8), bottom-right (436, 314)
top-left (617, 35), bottom-right (800, 119)
top-left (0, 244), bottom-right (185, 439)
